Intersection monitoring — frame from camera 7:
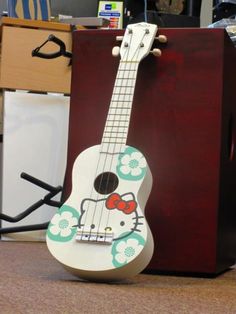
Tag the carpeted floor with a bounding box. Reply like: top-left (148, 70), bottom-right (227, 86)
top-left (1, 241), bottom-right (236, 314)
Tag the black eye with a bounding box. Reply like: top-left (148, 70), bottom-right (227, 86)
top-left (120, 221), bottom-right (125, 226)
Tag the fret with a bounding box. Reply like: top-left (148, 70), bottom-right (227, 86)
top-left (109, 106), bottom-right (131, 110)
top-left (119, 62), bottom-right (139, 69)
top-left (110, 100), bottom-right (132, 103)
top-left (106, 118), bottom-right (130, 122)
top-left (100, 142), bottom-right (126, 154)
top-left (112, 94), bottom-right (133, 97)
top-left (105, 125), bottom-right (129, 128)
top-left (112, 95), bottom-right (133, 101)
top-left (120, 60), bottom-right (139, 64)
top-left (108, 113), bottom-right (130, 117)
top-left (102, 141), bottom-right (126, 144)
top-left (103, 131), bottom-right (127, 135)
top-left (103, 135), bottom-right (127, 139)
top-left (109, 109), bottom-right (131, 115)
top-left (105, 122), bottom-right (129, 127)
top-left (103, 139), bottom-right (127, 143)
top-left (118, 72), bottom-right (137, 79)
top-left (116, 76), bottom-right (136, 80)
top-left (113, 87), bottom-right (134, 94)
top-left (118, 73), bottom-right (137, 78)
top-left (104, 126), bottom-right (128, 131)
top-left (118, 69), bottom-right (136, 72)
top-left (104, 124), bottom-right (129, 129)
top-left (114, 84), bottom-right (135, 88)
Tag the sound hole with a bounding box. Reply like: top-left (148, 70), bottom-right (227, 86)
top-left (94, 172), bottom-right (119, 195)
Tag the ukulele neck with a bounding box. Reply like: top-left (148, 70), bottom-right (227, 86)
top-left (100, 61), bottom-right (139, 155)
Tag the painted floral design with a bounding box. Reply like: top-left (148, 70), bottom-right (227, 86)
top-left (117, 147), bottom-right (147, 181)
top-left (47, 205), bottom-right (79, 242)
top-left (112, 232), bottom-right (146, 268)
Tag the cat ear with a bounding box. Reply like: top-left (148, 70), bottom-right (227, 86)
top-left (120, 192), bottom-right (136, 202)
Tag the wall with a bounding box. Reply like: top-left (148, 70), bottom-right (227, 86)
top-left (200, 0), bottom-right (213, 27)
top-left (0, 1), bottom-right (214, 24)
top-left (50, 0), bottom-right (98, 17)
top-left (0, 0), bottom-right (7, 13)
top-left (0, 0), bottom-right (98, 17)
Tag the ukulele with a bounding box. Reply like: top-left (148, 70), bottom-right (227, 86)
top-left (47, 23), bottom-right (166, 282)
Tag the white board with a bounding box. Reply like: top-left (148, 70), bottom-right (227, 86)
top-left (1, 91), bottom-right (70, 240)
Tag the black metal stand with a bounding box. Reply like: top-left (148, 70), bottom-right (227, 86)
top-left (0, 172), bottom-right (63, 235)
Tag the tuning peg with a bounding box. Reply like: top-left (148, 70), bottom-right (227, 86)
top-left (155, 35), bottom-right (168, 43)
top-left (116, 36), bottom-right (123, 41)
top-left (151, 48), bottom-right (162, 57)
top-left (112, 46), bottom-right (120, 57)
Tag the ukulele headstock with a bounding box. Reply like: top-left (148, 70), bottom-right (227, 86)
top-left (112, 22), bottom-right (167, 61)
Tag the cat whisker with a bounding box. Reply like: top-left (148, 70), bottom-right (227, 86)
top-left (131, 228), bottom-right (141, 233)
top-left (133, 216), bottom-right (144, 220)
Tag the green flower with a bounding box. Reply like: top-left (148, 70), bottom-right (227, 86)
top-left (49, 211), bottom-right (77, 238)
top-left (47, 205), bottom-right (79, 242)
top-left (117, 147), bottom-right (147, 181)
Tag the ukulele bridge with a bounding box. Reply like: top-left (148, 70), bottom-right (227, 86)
top-left (76, 229), bottom-right (114, 245)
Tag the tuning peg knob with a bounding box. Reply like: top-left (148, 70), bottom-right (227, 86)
top-left (116, 36), bottom-right (124, 41)
top-left (112, 46), bottom-right (120, 57)
top-left (156, 35), bottom-right (168, 43)
top-left (151, 48), bottom-right (162, 57)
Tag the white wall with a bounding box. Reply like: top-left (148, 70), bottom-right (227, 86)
top-left (200, 0), bottom-right (213, 27)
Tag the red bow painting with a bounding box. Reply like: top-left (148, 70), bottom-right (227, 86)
top-left (106, 193), bottom-right (137, 215)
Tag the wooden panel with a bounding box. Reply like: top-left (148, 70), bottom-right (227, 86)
top-left (64, 28), bottom-right (236, 275)
top-left (0, 17), bottom-right (84, 32)
top-left (0, 25), bottom-right (72, 93)
top-left (0, 90), bottom-right (2, 135)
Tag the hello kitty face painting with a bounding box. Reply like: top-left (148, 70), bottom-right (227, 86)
top-left (77, 192), bottom-right (144, 242)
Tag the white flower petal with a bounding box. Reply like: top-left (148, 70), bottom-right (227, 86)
top-left (120, 154), bottom-right (131, 165)
top-left (139, 157), bottom-right (147, 168)
top-left (68, 217), bottom-right (78, 227)
top-left (115, 253), bottom-right (127, 264)
top-left (120, 165), bottom-right (131, 175)
top-left (131, 152), bottom-right (142, 161)
top-left (49, 225), bottom-right (60, 235)
top-left (135, 244), bottom-right (143, 255)
top-left (60, 228), bottom-right (72, 237)
top-left (61, 211), bottom-right (73, 220)
top-left (51, 213), bottom-right (61, 225)
top-left (131, 167), bottom-right (142, 176)
top-left (116, 241), bottom-right (127, 253)
top-left (126, 238), bottom-right (139, 248)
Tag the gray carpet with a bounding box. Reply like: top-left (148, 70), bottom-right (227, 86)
top-left (1, 241), bottom-right (236, 314)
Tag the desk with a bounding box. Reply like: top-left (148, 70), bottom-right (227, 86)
top-left (0, 17), bottom-right (84, 93)
top-left (0, 18), bottom-right (75, 240)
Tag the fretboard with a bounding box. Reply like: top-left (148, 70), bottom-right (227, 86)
top-left (100, 61), bottom-right (139, 154)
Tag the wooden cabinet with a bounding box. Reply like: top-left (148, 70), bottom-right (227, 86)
top-left (65, 28), bottom-right (236, 275)
top-left (0, 17), bottom-right (83, 93)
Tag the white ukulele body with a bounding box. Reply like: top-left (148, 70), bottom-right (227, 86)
top-left (46, 22), bottom-right (166, 281)
top-left (47, 144), bottom-right (154, 281)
